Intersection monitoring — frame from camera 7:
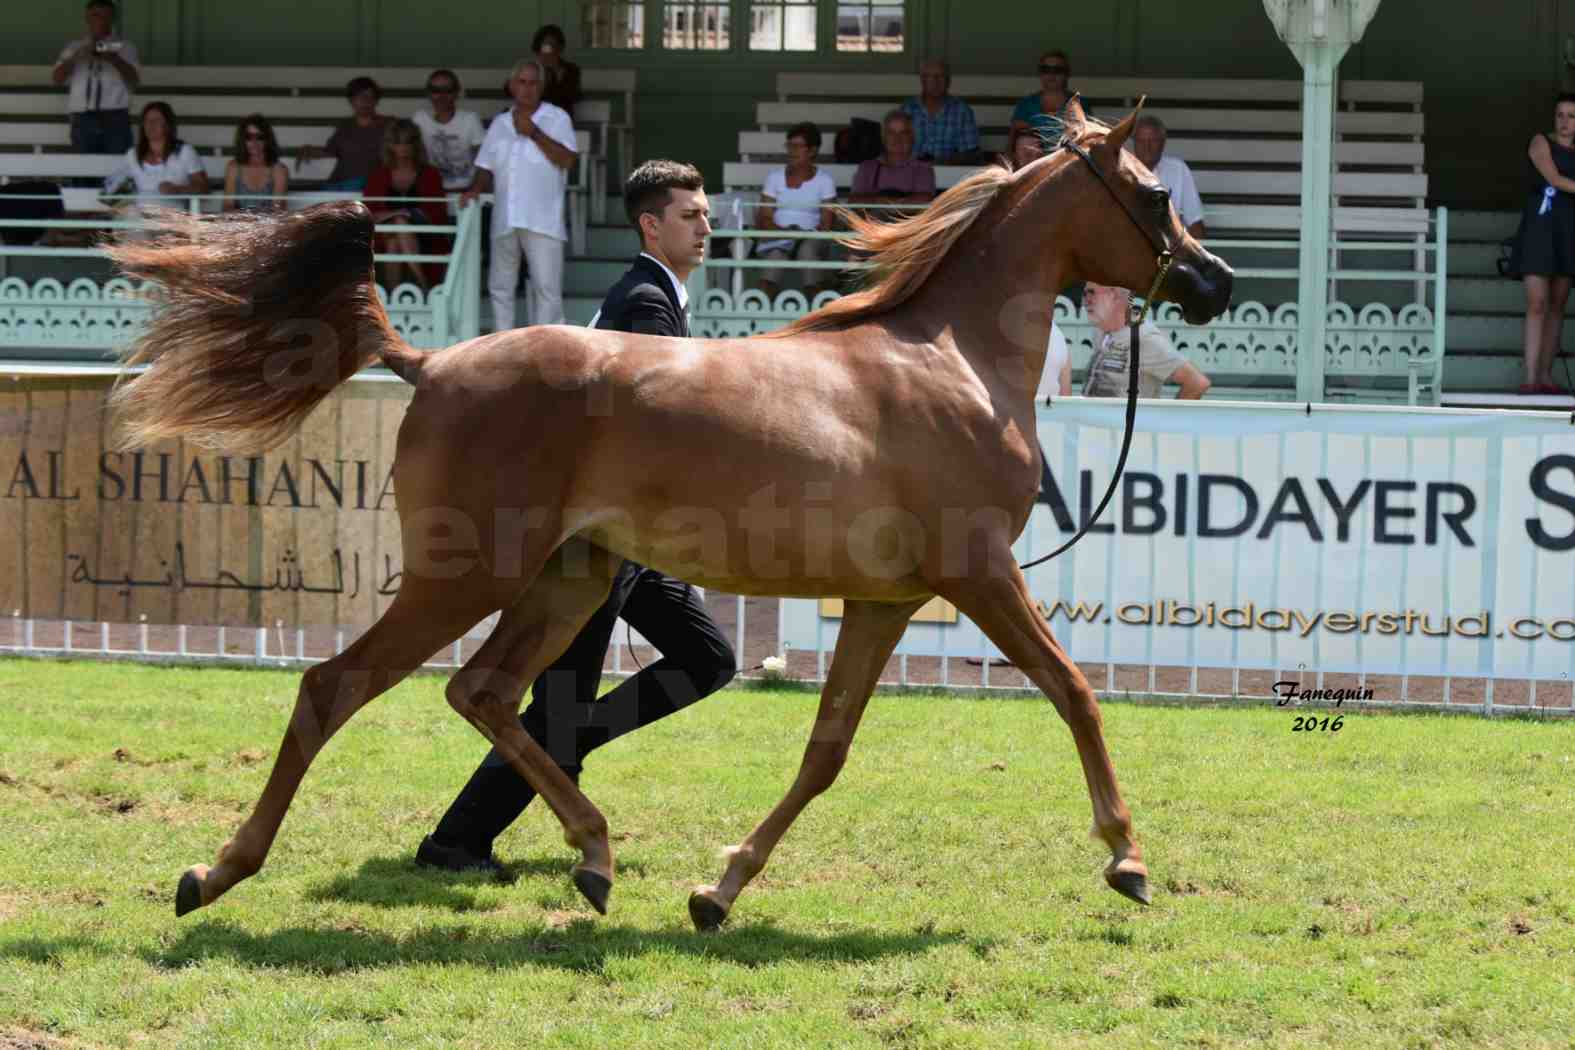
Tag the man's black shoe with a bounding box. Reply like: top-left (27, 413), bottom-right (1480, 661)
top-left (416, 834), bottom-right (506, 877)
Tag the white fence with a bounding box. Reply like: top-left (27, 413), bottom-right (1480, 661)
top-left (7, 400), bottom-right (1575, 716)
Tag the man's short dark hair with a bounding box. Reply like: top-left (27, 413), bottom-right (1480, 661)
top-left (1135, 114), bottom-right (1167, 136)
top-left (624, 159), bottom-right (705, 229)
top-left (785, 121), bottom-right (822, 151)
top-left (86, 0), bottom-right (116, 12)
top-left (345, 76), bottom-right (381, 101)
top-left (532, 24), bottom-right (568, 52)
top-left (427, 68), bottom-right (461, 93)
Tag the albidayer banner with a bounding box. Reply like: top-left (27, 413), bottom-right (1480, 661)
top-left (786, 400), bottom-right (1575, 682)
top-left (6, 374), bottom-right (1575, 680)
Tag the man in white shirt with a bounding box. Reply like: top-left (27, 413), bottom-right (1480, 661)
top-left (462, 59), bottom-right (579, 330)
top-left (1132, 115), bottom-right (1205, 240)
top-left (411, 68), bottom-right (486, 193)
top-left (52, 0), bottom-right (141, 155)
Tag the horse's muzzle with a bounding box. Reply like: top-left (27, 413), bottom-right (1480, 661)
top-left (1171, 248), bottom-right (1234, 326)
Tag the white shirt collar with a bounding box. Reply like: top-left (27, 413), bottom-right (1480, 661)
top-left (639, 251), bottom-right (689, 310)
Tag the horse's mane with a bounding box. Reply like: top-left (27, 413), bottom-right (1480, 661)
top-left (763, 114), bottom-right (1112, 338)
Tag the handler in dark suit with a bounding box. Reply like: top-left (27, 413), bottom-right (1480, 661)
top-left (419, 160), bottom-right (737, 874)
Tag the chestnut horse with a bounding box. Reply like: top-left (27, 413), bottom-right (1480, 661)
top-left (106, 100), bottom-right (1231, 929)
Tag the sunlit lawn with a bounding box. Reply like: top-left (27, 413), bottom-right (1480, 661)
top-left (1, 658), bottom-right (1572, 1048)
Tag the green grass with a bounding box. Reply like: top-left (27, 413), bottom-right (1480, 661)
top-left (1, 658), bottom-right (1573, 1049)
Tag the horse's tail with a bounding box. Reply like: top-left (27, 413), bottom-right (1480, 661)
top-left (105, 201), bottom-right (426, 454)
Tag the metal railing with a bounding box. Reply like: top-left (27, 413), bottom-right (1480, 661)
top-left (688, 203), bottom-right (1448, 404)
top-left (4, 603), bottom-right (1569, 717)
top-left (0, 193), bottom-right (484, 351)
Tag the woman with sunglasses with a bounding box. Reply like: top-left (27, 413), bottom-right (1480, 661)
top-left (1010, 50), bottom-right (1084, 155)
top-left (222, 114), bottom-right (288, 212)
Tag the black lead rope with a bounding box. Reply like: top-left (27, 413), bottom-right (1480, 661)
top-left (1017, 124), bottom-right (1176, 574)
top-left (1019, 250), bottom-right (1173, 573)
top-left (1018, 317), bottom-right (1144, 572)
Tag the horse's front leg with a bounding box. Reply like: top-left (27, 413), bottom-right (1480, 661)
top-left (177, 584), bottom-right (488, 915)
top-left (688, 598), bottom-right (923, 931)
top-left (938, 562), bottom-right (1149, 906)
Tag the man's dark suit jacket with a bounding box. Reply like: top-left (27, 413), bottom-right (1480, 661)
top-left (593, 253), bottom-right (688, 337)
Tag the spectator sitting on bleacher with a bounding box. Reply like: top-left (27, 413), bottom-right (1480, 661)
top-left (222, 114), bottom-right (288, 213)
top-left (297, 76), bottom-right (391, 192)
top-left (412, 69), bottom-right (486, 194)
top-left (366, 119), bottom-right (449, 293)
top-left (105, 101), bottom-right (208, 203)
top-left (849, 110), bottom-right (935, 207)
top-left (1132, 115), bottom-right (1204, 240)
top-left (53, 0), bottom-right (140, 156)
top-left (1010, 50), bottom-right (1081, 155)
top-left (755, 121), bottom-right (839, 299)
top-left (534, 24), bottom-right (583, 114)
top-left (463, 59), bottom-right (579, 330)
top-left (902, 59), bottom-right (979, 165)
top-left (1082, 281), bottom-right (1211, 400)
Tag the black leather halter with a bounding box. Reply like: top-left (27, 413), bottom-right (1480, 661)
top-left (1019, 133), bottom-right (1175, 572)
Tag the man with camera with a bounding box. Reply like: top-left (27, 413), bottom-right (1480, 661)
top-left (52, 0), bottom-right (141, 155)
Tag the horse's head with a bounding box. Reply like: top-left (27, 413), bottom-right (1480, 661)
top-left (1050, 98), bottom-right (1233, 325)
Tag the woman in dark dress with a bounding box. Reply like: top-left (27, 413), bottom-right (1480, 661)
top-left (1509, 93), bottom-right (1575, 395)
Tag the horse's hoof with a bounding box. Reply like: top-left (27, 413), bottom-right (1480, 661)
top-left (175, 865), bottom-right (208, 917)
top-left (572, 867), bottom-right (611, 916)
top-left (688, 888), bottom-right (729, 932)
top-left (1105, 868), bottom-right (1152, 906)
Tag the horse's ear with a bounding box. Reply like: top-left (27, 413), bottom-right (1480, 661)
top-left (1104, 97), bottom-right (1145, 152)
top-left (1061, 93), bottom-right (1088, 138)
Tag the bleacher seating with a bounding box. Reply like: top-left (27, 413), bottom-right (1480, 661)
top-left (704, 72), bottom-right (1439, 403)
top-left (742, 72), bottom-right (1428, 240)
top-left (0, 63), bottom-right (636, 224)
top-left (0, 128), bottom-right (594, 254)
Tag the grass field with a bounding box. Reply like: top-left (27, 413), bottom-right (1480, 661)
top-left (1, 657), bottom-right (1573, 1049)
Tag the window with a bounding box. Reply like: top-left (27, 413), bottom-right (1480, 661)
top-left (581, 2), bottom-right (645, 49)
top-left (663, 3), bottom-right (732, 49)
top-left (599, 1), bottom-right (908, 55)
top-left (836, 2), bottom-right (905, 53)
top-left (749, 1), bottom-right (816, 51)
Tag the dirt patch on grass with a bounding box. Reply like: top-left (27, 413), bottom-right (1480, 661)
top-left (89, 792), bottom-right (138, 816)
top-left (0, 1029), bottom-right (79, 1050)
top-left (1164, 877), bottom-right (1239, 898)
top-left (0, 772), bottom-right (236, 827)
top-left (0, 895), bottom-right (24, 923)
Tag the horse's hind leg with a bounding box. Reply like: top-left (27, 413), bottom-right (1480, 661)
top-left (444, 539), bottom-right (622, 914)
top-left (688, 598), bottom-right (922, 931)
top-left (937, 563), bottom-right (1149, 906)
top-left (176, 583), bottom-right (491, 916)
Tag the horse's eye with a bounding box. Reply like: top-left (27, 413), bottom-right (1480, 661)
top-left (1147, 187), bottom-right (1171, 213)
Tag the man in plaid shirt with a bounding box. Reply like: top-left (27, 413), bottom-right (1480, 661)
top-left (902, 59), bottom-right (980, 165)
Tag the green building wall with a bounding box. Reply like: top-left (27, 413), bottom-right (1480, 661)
top-left (7, 1), bottom-right (1573, 209)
